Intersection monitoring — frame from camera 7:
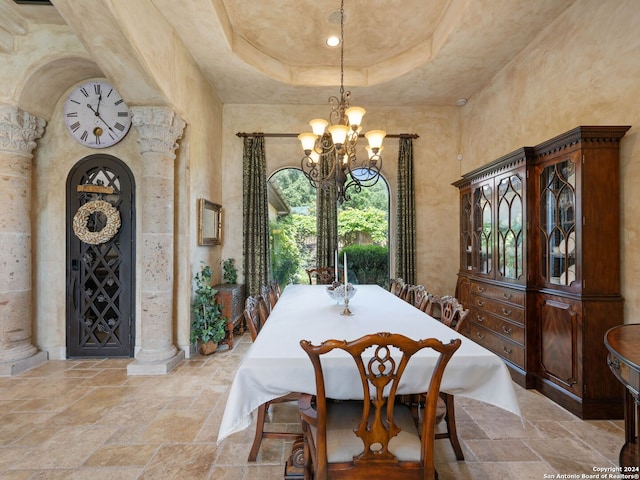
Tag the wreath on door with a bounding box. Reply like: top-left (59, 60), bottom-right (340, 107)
top-left (72, 200), bottom-right (121, 245)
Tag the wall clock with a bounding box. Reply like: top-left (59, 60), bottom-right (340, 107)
top-left (63, 80), bottom-right (132, 148)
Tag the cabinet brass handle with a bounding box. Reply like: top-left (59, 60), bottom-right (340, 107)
top-left (503, 293), bottom-right (513, 300)
top-left (607, 357), bottom-right (620, 371)
top-left (477, 300), bottom-right (485, 307)
top-left (502, 326), bottom-right (512, 335)
top-left (476, 286), bottom-right (485, 293)
top-left (503, 346), bottom-right (513, 355)
top-left (501, 308), bottom-right (512, 316)
top-left (476, 332), bottom-right (485, 340)
top-left (476, 315), bottom-right (485, 322)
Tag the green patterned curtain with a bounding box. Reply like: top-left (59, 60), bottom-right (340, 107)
top-left (396, 137), bottom-right (416, 284)
top-left (316, 137), bottom-right (338, 269)
top-left (242, 135), bottom-right (271, 296)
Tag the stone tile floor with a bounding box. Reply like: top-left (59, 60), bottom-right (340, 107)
top-left (0, 333), bottom-right (625, 479)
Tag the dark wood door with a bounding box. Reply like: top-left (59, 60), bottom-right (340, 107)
top-left (66, 154), bottom-right (135, 357)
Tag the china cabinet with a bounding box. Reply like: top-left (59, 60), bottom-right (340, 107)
top-left (453, 147), bottom-right (535, 388)
top-left (454, 126), bottom-right (630, 418)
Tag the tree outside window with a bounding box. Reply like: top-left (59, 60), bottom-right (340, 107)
top-left (268, 168), bottom-right (389, 285)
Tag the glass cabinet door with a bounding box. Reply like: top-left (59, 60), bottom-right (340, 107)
top-left (539, 159), bottom-right (576, 285)
top-left (473, 183), bottom-right (492, 275)
top-left (461, 191), bottom-right (473, 271)
top-left (497, 174), bottom-right (524, 281)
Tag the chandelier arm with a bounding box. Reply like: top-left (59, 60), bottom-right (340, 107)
top-left (301, 134), bottom-right (341, 189)
top-left (301, 156), bottom-right (339, 187)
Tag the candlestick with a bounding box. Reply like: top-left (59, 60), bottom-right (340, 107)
top-left (334, 250), bottom-right (338, 283)
top-left (341, 293), bottom-right (353, 316)
top-left (343, 252), bottom-right (348, 288)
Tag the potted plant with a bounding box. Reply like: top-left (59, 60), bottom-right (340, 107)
top-left (191, 263), bottom-right (226, 355)
top-left (222, 257), bottom-right (238, 284)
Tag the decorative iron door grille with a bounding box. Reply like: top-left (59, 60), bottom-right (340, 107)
top-left (66, 155), bottom-right (135, 357)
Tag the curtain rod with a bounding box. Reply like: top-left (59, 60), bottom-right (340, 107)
top-left (236, 132), bottom-right (419, 139)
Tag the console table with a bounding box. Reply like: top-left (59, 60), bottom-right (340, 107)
top-left (605, 324), bottom-right (640, 468)
top-left (215, 284), bottom-right (245, 349)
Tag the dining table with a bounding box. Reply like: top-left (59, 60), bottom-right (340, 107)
top-left (217, 284), bottom-right (521, 444)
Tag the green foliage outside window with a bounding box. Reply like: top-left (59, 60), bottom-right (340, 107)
top-left (268, 167), bottom-right (390, 286)
top-left (342, 244), bottom-right (389, 286)
top-left (338, 207), bottom-right (388, 245)
top-left (270, 221), bottom-right (302, 285)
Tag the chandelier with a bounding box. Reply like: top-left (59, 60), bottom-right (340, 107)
top-left (298, 0), bottom-right (386, 203)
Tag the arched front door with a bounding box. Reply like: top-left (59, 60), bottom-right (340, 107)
top-left (66, 155), bottom-right (135, 357)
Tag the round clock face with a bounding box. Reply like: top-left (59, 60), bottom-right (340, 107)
top-left (63, 80), bottom-right (132, 148)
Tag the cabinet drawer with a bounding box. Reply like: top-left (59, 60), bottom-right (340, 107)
top-left (467, 323), bottom-right (525, 368)
top-left (470, 294), bottom-right (524, 324)
top-left (470, 308), bottom-right (524, 345)
top-left (470, 281), bottom-right (525, 306)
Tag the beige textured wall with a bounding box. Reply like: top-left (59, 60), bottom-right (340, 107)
top-left (7, 17), bottom-right (223, 357)
top-left (221, 104), bottom-right (462, 296)
top-left (459, 0), bottom-right (640, 322)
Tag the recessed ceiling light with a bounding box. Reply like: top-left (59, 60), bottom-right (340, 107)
top-left (326, 36), bottom-right (340, 47)
top-left (456, 98), bottom-right (468, 106)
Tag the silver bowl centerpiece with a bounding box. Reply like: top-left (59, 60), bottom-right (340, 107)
top-left (326, 282), bottom-right (357, 305)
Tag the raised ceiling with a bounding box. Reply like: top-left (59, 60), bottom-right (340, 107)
top-left (2, 0), bottom-right (576, 106)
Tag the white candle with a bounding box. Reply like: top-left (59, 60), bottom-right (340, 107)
top-left (334, 250), bottom-right (338, 282)
top-left (343, 252), bottom-right (348, 297)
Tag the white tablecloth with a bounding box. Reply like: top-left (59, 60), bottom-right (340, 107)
top-left (217, 284), bottom-right (521, 444)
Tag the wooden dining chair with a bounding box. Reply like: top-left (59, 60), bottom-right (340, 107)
top-left (298, 332), bottom-right (461, 480)
top-left (306, 267), bottom-right (339, 285)
top-left (425, 293), bottom-right (442, 320)
top-left (406, 284), bottom-right (430, 312)
top-left (262, 283), bottom-right (278, 311)
top-left (423, 294), bottom-right (469, 460)
top-left (427, 295), bottom-right (469, 331)
top-left (243, 296), bottom-right (300, 461)
top-left (243, 295), bottom-right (271, 341)
top-left (389, 278), bottom-right (408, 300)
top-left (270, 279), bottom-right (282, 298)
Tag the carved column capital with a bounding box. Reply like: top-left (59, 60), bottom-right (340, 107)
top-left (130, 106), bottom-right (186, 158)
top-left (0, 104), bottom-right (46, 156)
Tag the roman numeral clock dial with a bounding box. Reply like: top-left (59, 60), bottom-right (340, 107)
top-left (63, 80), bottom-right (132, 148)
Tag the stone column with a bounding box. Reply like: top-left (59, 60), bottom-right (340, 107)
top-left (0, 104), bottom-right (48, 375)
top-left (127, 106), bottom-right (186, 375)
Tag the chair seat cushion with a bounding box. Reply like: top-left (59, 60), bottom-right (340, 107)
top-left (310, 400), bottom-right (422, 463)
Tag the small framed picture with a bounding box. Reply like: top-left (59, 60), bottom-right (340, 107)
top-left (197, 198), bottom-right (222, 246)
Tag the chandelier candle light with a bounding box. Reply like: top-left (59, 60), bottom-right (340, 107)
top-left (298, 0), bottom-right (386, 204)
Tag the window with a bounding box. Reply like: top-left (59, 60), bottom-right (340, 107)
top-left (268, 168), bottom-right (390, 285)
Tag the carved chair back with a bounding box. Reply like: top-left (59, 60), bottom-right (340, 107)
top-left (306, 267), bottom-right (339, 285)
top-left (243, 296), bottom-right (264, 342)
top-left (298, 332), bottom-right (461, 480)
top-left (406, 284), bottom-right (429, 312)
top-left (389, 278), bottom-right (408, 300)
top-left (262, 283), bottom-right (278, 310)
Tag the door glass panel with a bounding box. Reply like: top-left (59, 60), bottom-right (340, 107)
top-left (497, 174), bottom-right (523, 280)
top-left (461, 192), bottom-right (472, 271)
top-left (539, 160), bottom-right (576, 285)
top-left (473, 184), bottom-right (492, 274)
